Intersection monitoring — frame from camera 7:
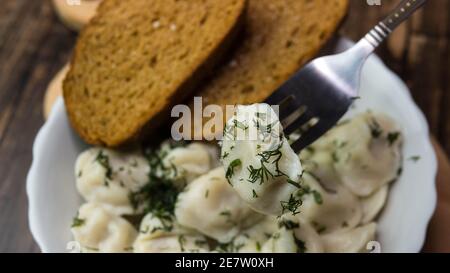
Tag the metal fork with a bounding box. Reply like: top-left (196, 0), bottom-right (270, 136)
top-left (265, 0), bottom-right (427, 153)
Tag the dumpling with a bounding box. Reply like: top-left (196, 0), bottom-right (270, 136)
top-left (71, 203), bottom-right (137, 253)
top-left (175, 167), bottom-right (262, 243)
top-left (261, 216), bottom-right (323, 253)
top-left (221, 103), bottom-right (304, 216)
top-left (330, 112), bottom-right (403, 196)
top-left (75, 148), bottom-right (149, 215)
top-left (297, 173), bottom-right (362, 234)
top-left (320, 223), bottom-right (377, 253)
top-left (299, 149), bottom-right (340, 193)
top-left (133, 213), bottom-right (209, 253)
top-left (162, 142), bottom-right (215, 184)
top-left (360, 186), bottom-right (389, 224)
top-left (233, 217), bottom-right (278, 253)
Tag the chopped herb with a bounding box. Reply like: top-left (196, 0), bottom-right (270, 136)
top-left (312, 191), bottom-right (323, 205)
top-left (95, 150), bottom-right (113, 186)
top-left (178, 235), bottom-right (186, 252)
top-left (216, 240), bottom-right (244, 253)
top-left (280, 194), bottom-right (302, 215)
top-left (194, 239), bottom-right (208, 248)
top-left (369, 119), bottom-right (383, 138)
top-left (332, 151), bottom-right (339, 163)
top-left (226, 159), bottom-right (242, 180)
top-left (233, 119), bottom-right (249, 131)
top-left (408, 155), bottom-right (421, 162)
top-left (397, 167), bottom-right (403, 176)
top-left (221, 152), bottom-right (229, 159)
top-left (342, 221), bottom-right (349, 228)
top-left (312, 221), bottom-right (327, 234)
top-left (247, 163), bottom-right (273, 185)
top-left (220, 210), bottom-right (232, 217)
top-left (256, 112), bottom-right (267, 119)
top-left (387, 132), bottom-right (400, 146)
top-left (278, 219), bottom-right (300, 230)
top-left (71, 216), bottom-right (85, 228)
top-left (256, 241), bottom-right (262, 252)
top-left (77, 170), bottom-right (82, 178)
top-left (296, 185), bottom-right (323, 205)
top-left (293, 235), bottom-right (307, 253)
top-left (205, 190), bottom-right (209, 198)
top-left (123, 246), bottom-right (134, 252)
top-left (129, 146), bottom-right (182, 226)
top-left (287, 179), bottom-right (302, 189)
top-left (252, 189), bottom-right (258, 198)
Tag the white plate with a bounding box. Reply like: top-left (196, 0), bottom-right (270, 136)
top-left (27, 39), bottom-right (437, 253)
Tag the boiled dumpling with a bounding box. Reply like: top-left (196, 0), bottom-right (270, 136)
top-left (133, 213), bottom-right (209, 253)
top-left (221, 103), bottom-right (304, 216)
top-left (297, 173), bottom-right (362, 234)
top-left (320, 223), bottom-right (377, 253)
top-left (261, 216), bottom-right (323, 253)
top-left (300, 149), bottom-right (340, 192)
top-left (162, 142), bottom-right (214, 184)
top-left (360, 186), bottom-right (389, 224)
top-left (331, 112), bottom-right (402, 196)
top-left (175, 167), bottom-right (261, 243)
top-left (71, 203), bottom-right (137, 253)
top-left (233, 217), bottom-right (278, 253)
top-left (75, 148), bottom-right (149, 215)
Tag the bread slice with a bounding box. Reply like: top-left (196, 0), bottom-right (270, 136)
top-left (64, 0), bottom-right (247, 146)
top-left (191, 0), bottom-right (349, 138)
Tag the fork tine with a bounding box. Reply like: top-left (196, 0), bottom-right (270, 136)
top-left (283, 111), bottom-right (313, 135)
top-left (290, 119), bottom-right (337, 153)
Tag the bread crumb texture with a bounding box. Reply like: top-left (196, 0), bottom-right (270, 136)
top-left (193, 0), bottom-right (349, 138)
top-left (64, 0), bottom-right (247, 146)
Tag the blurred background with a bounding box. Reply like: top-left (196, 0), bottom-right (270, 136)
top-left (0, 0), bottom-right (448, 252)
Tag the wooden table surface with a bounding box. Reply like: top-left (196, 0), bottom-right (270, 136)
top-left (0, 0), bottom-right (449, 253)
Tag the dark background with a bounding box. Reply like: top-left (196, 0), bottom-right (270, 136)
top-left (0, 0), bottom-right (448, 252)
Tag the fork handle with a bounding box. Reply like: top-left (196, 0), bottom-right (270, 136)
top-left (364, 0), bottom-right (427, 48)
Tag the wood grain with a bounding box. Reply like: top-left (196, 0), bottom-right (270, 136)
top-left (0, 0), bottom-right (448, 252)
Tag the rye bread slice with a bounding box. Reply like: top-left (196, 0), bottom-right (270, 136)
top-left (191, 0), bottom-right (349, 138)
top-left (64, 0), bottom-right (247, 146)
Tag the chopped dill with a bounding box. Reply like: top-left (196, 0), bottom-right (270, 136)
top-left (387, 132), bottom-right (400, 146)
top-left (252, 189), bottom-right (258, 198)
top-left (71, 215), bottom-right (85, 228)
top-left (280, 194), bottom-right (302, 215)
top-left (95, 150), bottom-right (113, 186)
top-left (226, 159), bottom-right (242, 180)
top-left (278, 219), bottom-right (300, 230)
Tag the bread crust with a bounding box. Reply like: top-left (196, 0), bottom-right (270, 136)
top-left (63, 0), bottom-right (248, 147)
